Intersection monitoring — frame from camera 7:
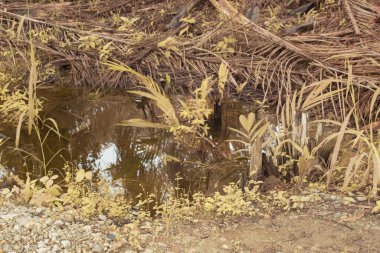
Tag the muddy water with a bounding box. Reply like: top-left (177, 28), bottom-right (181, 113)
top-left (1, 88), bottom-right (254, 200)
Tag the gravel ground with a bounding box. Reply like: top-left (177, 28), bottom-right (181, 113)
top-left (0, 202), bottom-right (143, 253)
top-left (1, 193), bottom-right (379, 253)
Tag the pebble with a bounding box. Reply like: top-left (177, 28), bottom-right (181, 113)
top-left (51, 245), bottom-right (60, 252)
top-left (98, 214), bottom-right (107, 221)
top-left (37, 241), bottom-right (45, 248)
top-left (92, 243), bottom-right (104, 253)
top-left (83, 225), bottom-right (92, 232)
top-left (54, 220), bottom-right (64, 226)
top-left (62, 214), bottom-right (73, 223)
top-left (35, 207), bottom-right (45, 215)
top-left (157, 242), bottom-right (167, 248)
top-left (222, 244), bottom-right (230, 250)
top-left (45, 218), bottom-right (53, 225)
top-left (61, 240), bottom-right (71, 248)
top-left (36, 247), bottom-right (50, 253)
top-left (49, 232), bottom-right (59, 241)
top-left (106, 233), bottom-right (116, 241)
top-left (143, 249), bottom-right (154, 253)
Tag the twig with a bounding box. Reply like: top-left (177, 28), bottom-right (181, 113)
top-left (342, 0), bottom-right (362, 35)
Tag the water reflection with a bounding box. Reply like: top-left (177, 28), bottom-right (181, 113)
top-left (2, 88), bottom-right (253, 201)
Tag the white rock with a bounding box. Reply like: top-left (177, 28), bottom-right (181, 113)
top-left (49, 232), bottom-right (59, 241)
top-left (92, 243), bottom-right (104, 253)
top-left (61, 240), bottom-right (71, 248)
top-left (54, 220), bottom-right (64, 226)
top-left (143, 249), bottom-right (154, 253)
top-left (37, 241), bottom-right (45, 248)
top-left (45, 218), bottom-right (53, 225)
top-left (98, 214), bottom-right (107, 221)
top-left (37, 247), bottom-right (50, 253)
top-left (222, 244), bottom-right (230, 250)
top-left (35, 207), bottom-right (45, 215)
top-left (157, 242), bottom-right (167, 248)
top-left (83, 225), bottom-right (92, 232)
top-left (51, 245), bottom-right (60, 252)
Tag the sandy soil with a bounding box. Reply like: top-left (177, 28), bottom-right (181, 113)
top-left (155, 200), bottom-right (380, 253)
top-left (1, 194), bottom-right (379, 253)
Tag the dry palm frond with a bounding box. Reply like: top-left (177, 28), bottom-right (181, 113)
top-left (104, 61), bottom-right (179, 128)
top-left (208, 0), bottom-right (322, 64)
top-left (1, 0), bottom-right (379, 127)
top-left (343, 0), bottom-right (362, 35)
top-left (342, 0), bottom-right (380, 35)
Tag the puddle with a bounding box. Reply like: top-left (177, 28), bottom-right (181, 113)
top-left (0, 88), bottom-right (256, 200)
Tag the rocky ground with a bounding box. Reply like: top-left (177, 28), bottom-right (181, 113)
top-left (0, 192), bottom-right (380, 253)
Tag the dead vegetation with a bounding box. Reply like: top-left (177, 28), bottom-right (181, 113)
top-left (1, 0), bottom-right (380, 201)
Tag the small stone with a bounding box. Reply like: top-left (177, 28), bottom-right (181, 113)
top-left (35, 207), bottom-right (45, 215)
top-left (106, 233), bottom-right (116, 241)
top-left (222, 244), bottom-right (230, 250)
top-left (13, 224), bottom-right (20, 231)
top-left (157, 242), bottom-right (167, 248)
top-left (51, 245), bottom-right (60, 252)
top-left (62, 214), bottom-right (73, 223)
top-left (143, 249), bottom-right (154, 253)
top-left (37, 241), bottom-right (45, 248)
top-left (61, 240), bottom-right (71, 248)
top-left (98, 214), bottom-right (107, 221)
top-left (54, 220), bottom-right (64, 226)
top-left (83, 225), bottom-right (92, 232)
top-left (24, 221), bottom-right (35, 229)
top-left (36, 247), bottom-right (50, 253)
top-left (92, 243), bottom-right (104, 253)
top-left (49, 232), bottom-right (59, 241)
top-left (45, 218), bottom-right (53, 225)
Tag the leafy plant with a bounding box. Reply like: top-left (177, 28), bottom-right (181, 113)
top-left (229, 112), bottom-right (269, 177)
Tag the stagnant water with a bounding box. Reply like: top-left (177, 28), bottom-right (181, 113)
top-left (0, 88), bottom-right (256, 200)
